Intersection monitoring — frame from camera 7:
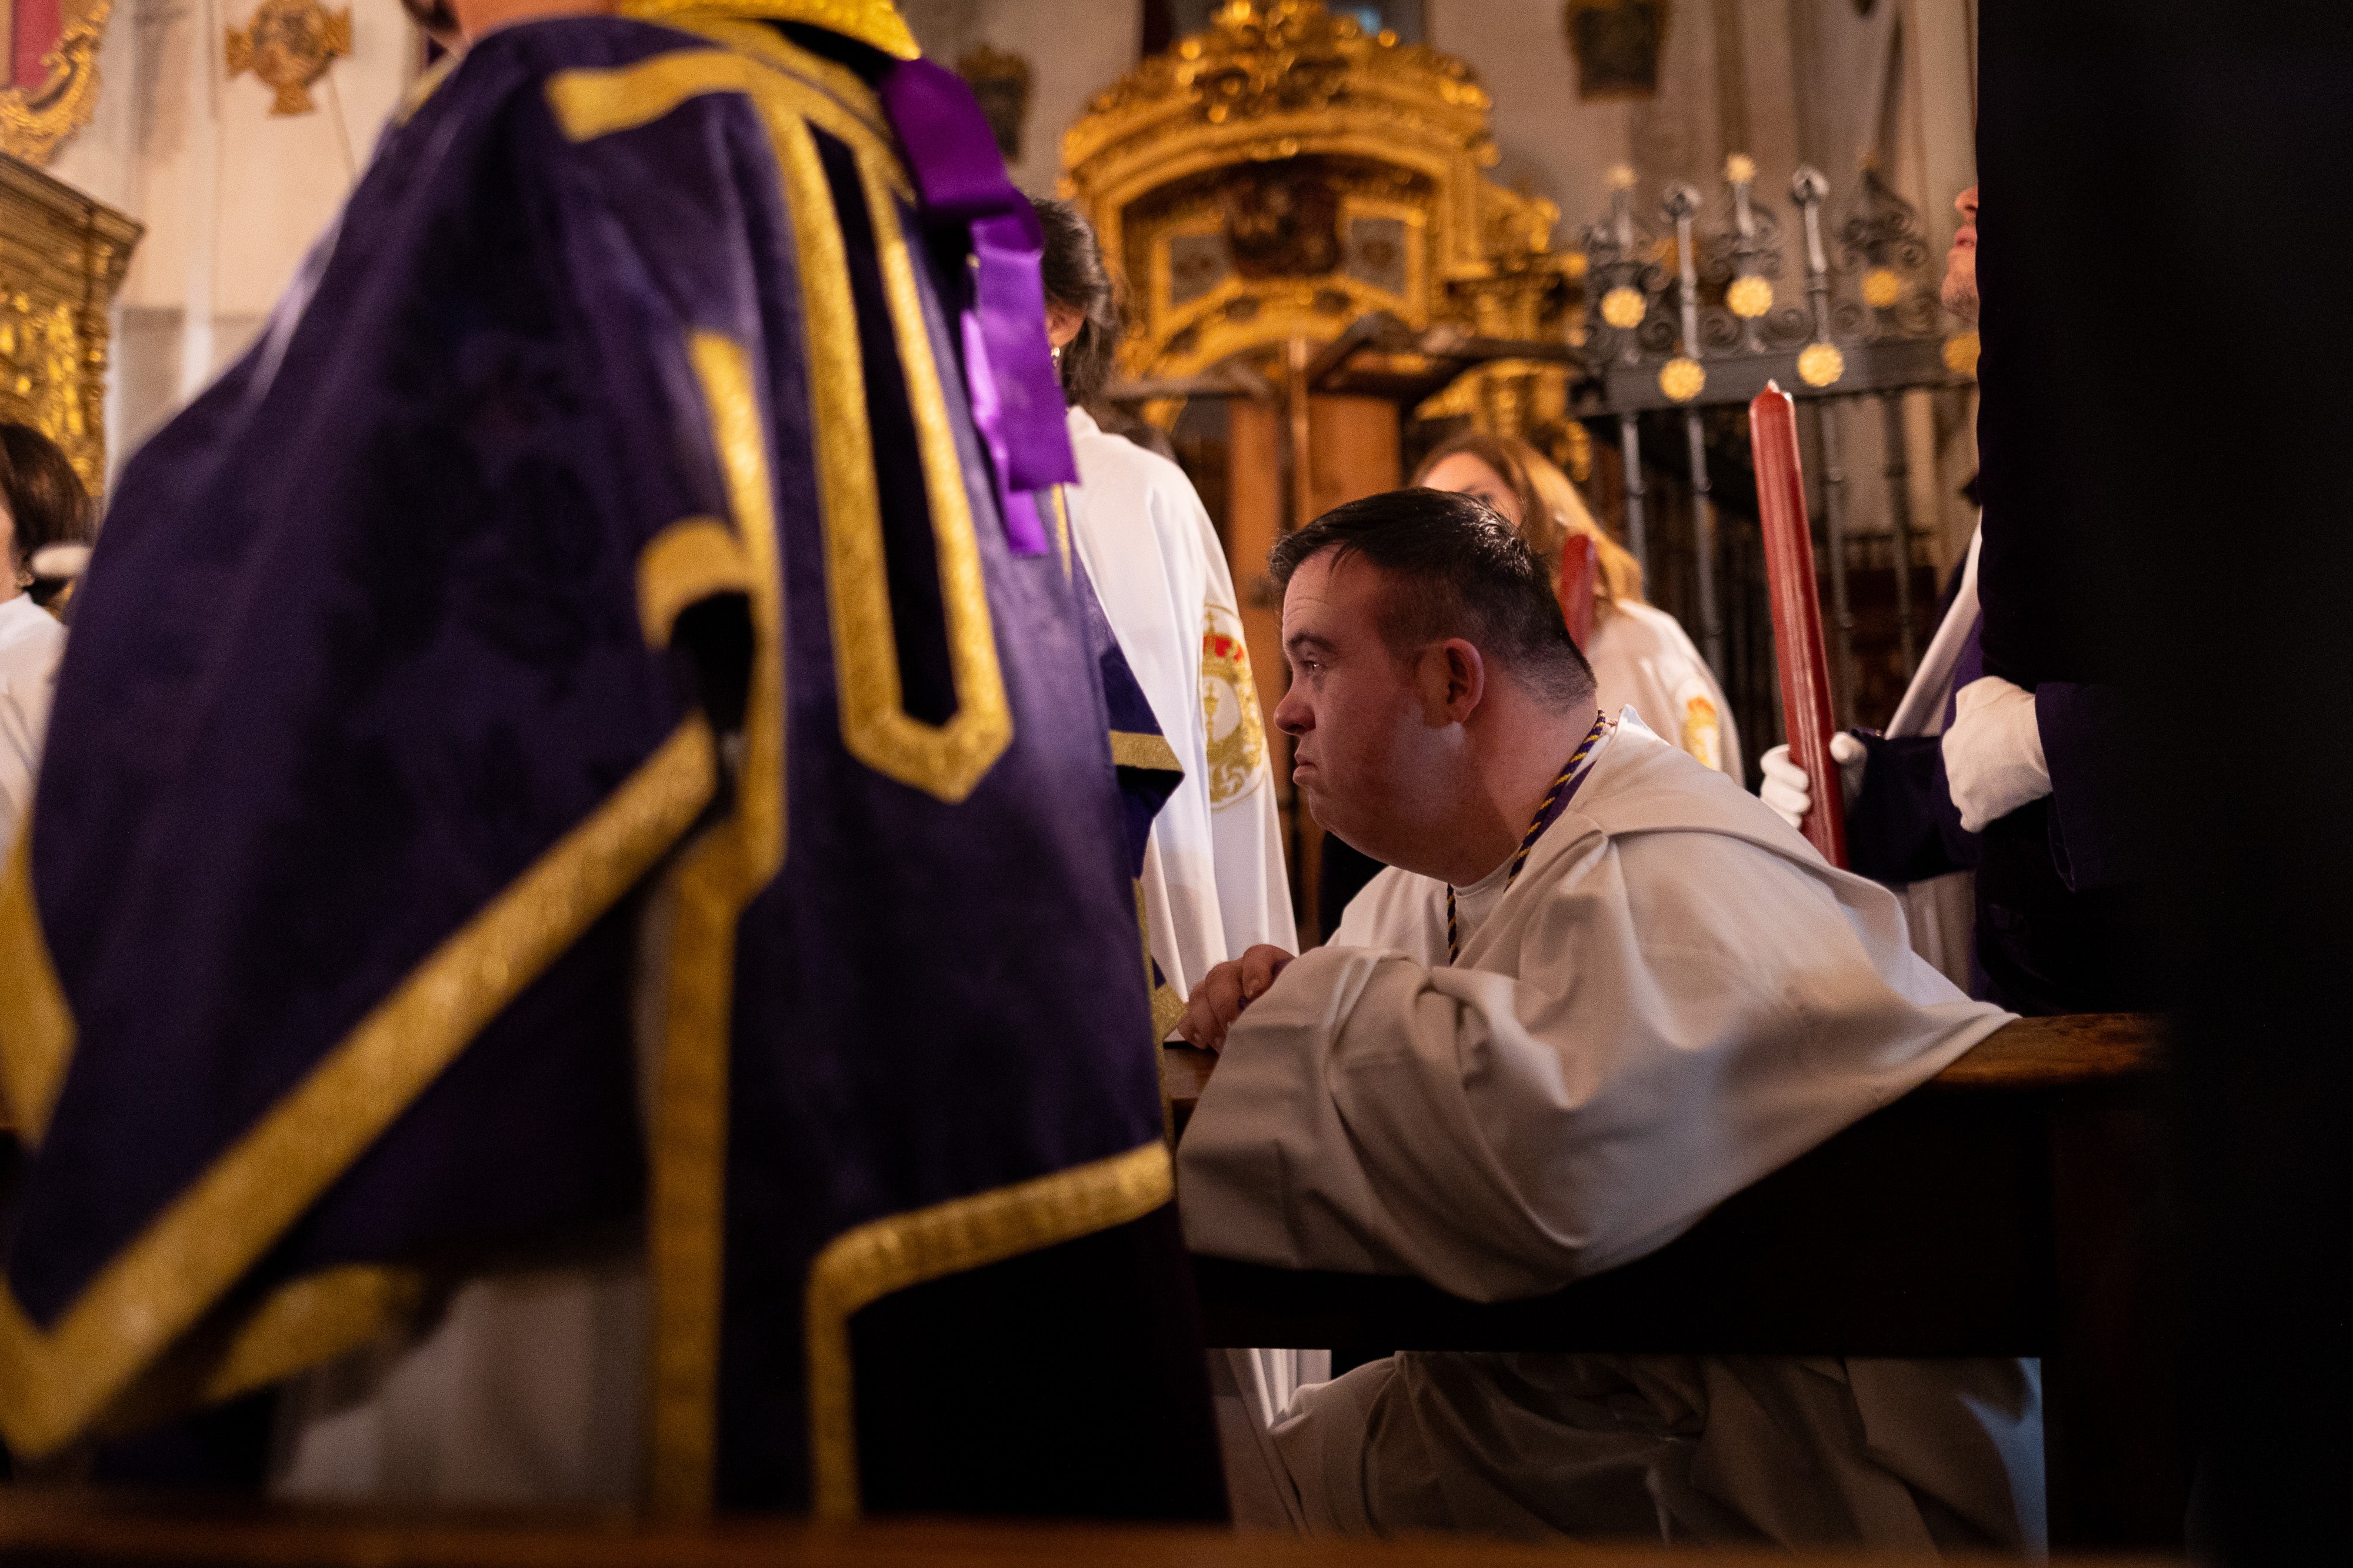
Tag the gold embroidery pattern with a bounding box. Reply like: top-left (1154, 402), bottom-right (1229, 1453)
top-left (547, 43), bottom-right (911, 205)
top-left (1109, 730), bottom-right (1181, 774)
top-left (644, 333), bottom-right (789, 1519)
top-left (0, 833), bottom-right (75, 1146)
top-left (550, 42), bottom-right (1008, 806)
top-left (1048, 484), bottom-right (1072, 582)
top-left (94, 1265), bottom-right (428, 1439)
top-left (1201, 605), bottom-right (1267, 808)
top-left (1679, 691), bottom-right (1723, 773)
top-left (803, 1140), bottom-right (1174, 1519)
top-left (848, 151), bottom-right (1014, 803)
top-left (638, 516), bottom-right (755, 646)
top-left (0, 719), bottom-right (718, 1460)
top-left (646, 11), bottom-right (893, 144)
top-left (615, 0), bottom-right (917, 60)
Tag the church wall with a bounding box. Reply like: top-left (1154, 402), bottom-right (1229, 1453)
top-left (46, 0), bottom-right (420, 477)
top-left (899, 0), bottom-right (1142, 196)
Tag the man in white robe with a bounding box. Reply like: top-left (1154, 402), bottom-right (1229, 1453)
top-left (1174, 488), bottom-right (2041, 1547)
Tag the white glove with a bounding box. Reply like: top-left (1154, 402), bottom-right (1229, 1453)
top-left (1942, 675), bottom-right (2051, 832)
top-left (1758, 732), bottom-right (1867, 832)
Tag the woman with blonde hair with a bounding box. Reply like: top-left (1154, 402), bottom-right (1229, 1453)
top-left (1415, 431), bottom-right (1740, 781)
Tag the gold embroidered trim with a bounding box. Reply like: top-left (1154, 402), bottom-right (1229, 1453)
top-left (647, 11), bottom-right (892, 144)
top-left (1048, 483), bottom-right (1072, 582)
top-left (1109, 730), bottom-right (1182, 775)
top-left (0, 719), bottom-right (718, 1460)
top-left (644, 332), bottom-right (789, 1519)
top-left (546, 45), bottom-right (910, 203)
top-left (639, 516), bottom-right (755, 646)
top-left (391, 50), bottom-right (459, 128)
top-left (615, 0), bottom-right (917, 60)
top-left (549, 41), bottom-right (999, 804)
top-left (0, 830), bottom-right (75, 1147)
top-left (94, 1265), bottom-right (428, 1439)
top-left (840, 148), bottom-right (1012, 802)
top-left (1150, 983), bottom-right (1187, 1044)
top-left (803, 1140), bottom-right (1175, 1519)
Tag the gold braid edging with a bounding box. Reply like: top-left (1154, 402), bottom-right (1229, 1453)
top-left (641, 332), bottom-right (790, 1520)
top-left (803, 1139), bottom-right (1175, 1519)
top-left (615, 0), bottom-right (918, 61)
top-left (0, 832), bottom-right (74, 1146)
top-left (0, 718), bottom-right (719, 1460)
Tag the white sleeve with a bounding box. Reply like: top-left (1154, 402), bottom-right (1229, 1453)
top-left (1176, 832), bottom-right (2004, 1301)
top-left (0, 675), bottom-right (48, 853)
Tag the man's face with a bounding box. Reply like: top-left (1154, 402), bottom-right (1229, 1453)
top-left (1942, 185), bottom-right (1979, 323)
top-left (1273, 550), bottom-right (1459, 865)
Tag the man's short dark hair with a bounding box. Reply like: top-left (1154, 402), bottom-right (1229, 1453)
top-left (1269, 487), bottom-right (1597, 709)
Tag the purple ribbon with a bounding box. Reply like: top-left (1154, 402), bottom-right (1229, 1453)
top-left (877, 57), bottom-right (1076, 557)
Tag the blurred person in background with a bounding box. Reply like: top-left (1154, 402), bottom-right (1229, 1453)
top-left (0, 423), bottom-right (93, 849)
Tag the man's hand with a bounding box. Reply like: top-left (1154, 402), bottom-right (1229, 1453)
top-left (1758, 732), bottom-right (1867, 832)
top-left (1175, 945), bottom-right (1297, 1055)
top-left (1943, 675), bottom-right (2051, 832)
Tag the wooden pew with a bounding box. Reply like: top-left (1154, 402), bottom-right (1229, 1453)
top-left (1165, 1014), bottom-right (2182, 1551)
top-left (0, 1488), bottom-right (2183, 1567)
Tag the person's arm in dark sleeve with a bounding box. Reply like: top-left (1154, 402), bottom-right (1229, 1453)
top-left (1847, 731), bottom-right (1982, 883)
top-left (2035, 681), bottom-right (2146, 892)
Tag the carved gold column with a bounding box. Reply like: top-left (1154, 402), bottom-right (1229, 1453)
top-left (0, 152), bottom-right (142, 491)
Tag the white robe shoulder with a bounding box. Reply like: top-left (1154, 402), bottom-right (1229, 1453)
top-left (1178, 715), bottom-right (2009, 1302)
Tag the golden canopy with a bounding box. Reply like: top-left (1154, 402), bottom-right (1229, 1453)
top-left (1058, 0), bottom-right (1584, 463)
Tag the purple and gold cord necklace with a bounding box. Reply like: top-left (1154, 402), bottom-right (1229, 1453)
top-left (1447, 711), bottom-right (1611, 963)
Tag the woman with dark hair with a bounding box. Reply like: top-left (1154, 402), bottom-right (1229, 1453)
top-left (0, 422), bottom-right (93, 845)
top-left (1034, 196), bottom-right (1295, 1001)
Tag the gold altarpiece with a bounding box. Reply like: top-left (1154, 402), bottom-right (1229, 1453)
top-left (0, 152), bottom-right (139, 489)
top-left (1059, 0), bottom-right (1587, 463)
top-left (1061, 1), bottom-right (1588, 935)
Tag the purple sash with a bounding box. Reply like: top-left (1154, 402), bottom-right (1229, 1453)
top-left (876, 57), bottom-right (1075, 557)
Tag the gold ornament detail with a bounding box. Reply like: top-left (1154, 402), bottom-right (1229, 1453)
top-left (0, 158), bottom-right (140, 488)
top-left (1657, 355), bottom-right (1705, 402)
top-left (1063, 3), bottom-right (1584, 465)
top-left (1726, 275), bottom-right (1772, 319)
top-left (1600, 285), bottom-right (1646, 328)
top-left (1861, 266), bottom-right (1902, 309)
top-left (1201, 606), bottom-right (1268, 806)
top-left (225, 0), bottom-right (352, 118)
top-left (1942, 329), bottom-right (1981, 376)
top-left (1, 0), bottom-right (113, 164)
top-left (1797, 341), bottom-right (1846, 388)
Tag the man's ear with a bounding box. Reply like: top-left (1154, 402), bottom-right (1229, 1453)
top-left (1418, 638), bottom-right (1486, 725)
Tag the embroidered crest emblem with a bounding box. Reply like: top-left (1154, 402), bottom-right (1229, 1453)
top-left (1678, 688), bottom-right (1722, 773)
top-left (225, 0), bottom-right (352, 118)
top-left (1201, 605), bottom-right (1267, 807)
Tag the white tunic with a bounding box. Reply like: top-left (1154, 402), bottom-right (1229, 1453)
top-left (1178, 715), bottom-right (2040, 1547)
top-left (1584, 600), bottom-right (1741, 782)
top-left (0, 593), bottom-right (66, 854)
top-left (1064, 406), bottom-right (1295, 1000)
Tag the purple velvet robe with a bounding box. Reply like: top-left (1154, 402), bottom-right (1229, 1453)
top-left (0, 12), bottom-right (1217, 1516)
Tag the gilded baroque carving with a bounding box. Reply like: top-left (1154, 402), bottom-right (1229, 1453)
top-left (0, 152), bottom-right (142, 488)
top-left (1061, 0), bottom-right (1584, 460)
top-left (1, 0), bottom-right (112, 165)
top-left (225, 0), bottom-right (354, 119)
